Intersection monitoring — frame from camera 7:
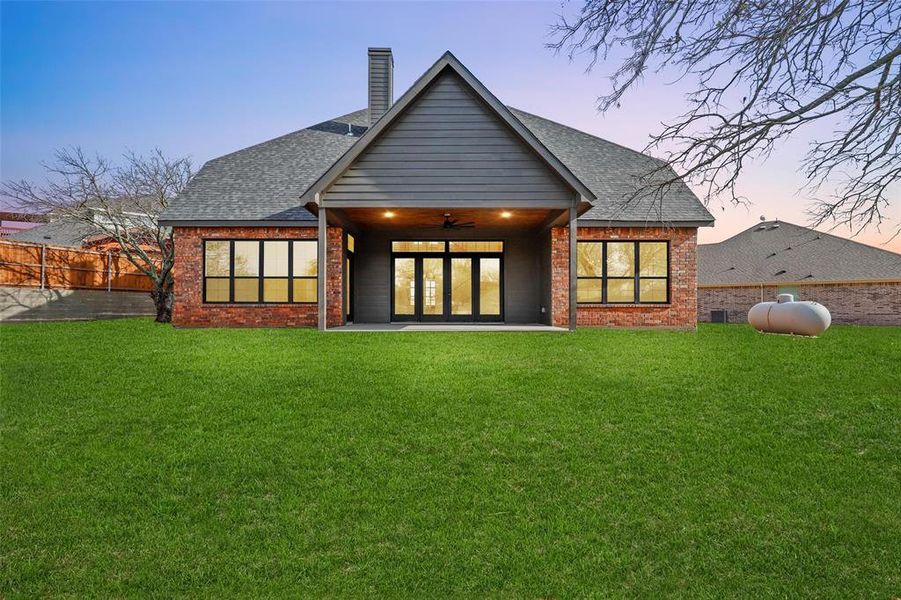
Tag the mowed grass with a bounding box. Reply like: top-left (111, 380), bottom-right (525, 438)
top-left (1, 320), bottom-right (899, 597)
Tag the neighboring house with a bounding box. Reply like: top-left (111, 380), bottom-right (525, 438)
top-left (7, 206), bottom-right (157, 252)
top-left (0, 211), bottom-right (47, 238)
top-left (6, 219), bottom-right (97, 248)
top-left (160, 49), bottom-right (714, 330)
top-left (698, 221), bottom-right (901, 326)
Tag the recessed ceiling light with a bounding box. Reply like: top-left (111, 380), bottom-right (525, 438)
top-left (384, 211), bottom-right (395, 218)
top-left (500, 211), bottom-right (512, 218)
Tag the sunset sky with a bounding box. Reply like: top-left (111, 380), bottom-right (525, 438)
top-left (2, 1), bottom-right (899, 250)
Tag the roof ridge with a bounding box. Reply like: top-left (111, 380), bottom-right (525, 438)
top-left (715, 220), bottom-right (901, 257)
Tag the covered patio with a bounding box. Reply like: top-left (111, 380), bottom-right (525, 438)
top-left (313, 205), bottom-right (579, 331)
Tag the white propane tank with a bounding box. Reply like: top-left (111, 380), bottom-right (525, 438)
top-left (748, 294), bottom-right (831, 336)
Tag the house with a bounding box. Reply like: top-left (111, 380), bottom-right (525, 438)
top-left (0, 211), bottom-right (47, 238)
top-left (160, 49), bottom-right (714, 329)
top-left (6, 204), bottom-right (157, 253)
top-left (698, 221), bottom-right (901, 326)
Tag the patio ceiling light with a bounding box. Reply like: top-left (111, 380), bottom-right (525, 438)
top-left (500, 211), bottom-right (512, 219)
top-left (384, 211), bottom-right (395, 218)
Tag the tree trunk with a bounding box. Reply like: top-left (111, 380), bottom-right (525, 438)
top-left (150, 285), bottom-right (174, 323)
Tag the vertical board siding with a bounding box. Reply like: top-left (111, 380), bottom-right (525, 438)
top-left (331, 71), bottom-right (572, 203)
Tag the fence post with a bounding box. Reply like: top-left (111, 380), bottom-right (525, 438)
top-left (107, 250), bottom-right (112, 292)
top-left (40, 245), bottom-right (46, 290)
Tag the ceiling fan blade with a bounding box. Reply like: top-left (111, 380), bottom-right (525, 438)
top-left (456, 221), bottom-right (476, 227)
top-left (456, 223), bottom-right (476, 228)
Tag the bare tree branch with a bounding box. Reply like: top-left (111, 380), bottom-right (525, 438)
top-left (1, 148), bottom-right (193, 322)
top-left (549, 0), bottom-right (901, 238)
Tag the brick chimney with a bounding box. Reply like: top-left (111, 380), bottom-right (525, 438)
top-left (368, 48), bottom-right (393, 125)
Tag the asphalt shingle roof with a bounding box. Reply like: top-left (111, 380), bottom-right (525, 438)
top-left (508, 109), bottom-right (713, 224)
top-left (163, 110), bottom-right (370, 222)
top-left (6, 220), bottom-right (96, 248)
top-left (698, 221), bottom-right (901, 285)
top-left (162, 107), bottom-right (714, 225)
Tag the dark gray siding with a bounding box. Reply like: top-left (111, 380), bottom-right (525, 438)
top-left (537, 229), bottom-right (552, 325)
top-left (329, 70), bottom-right (572, 204)
top-left (352, 228), bottom-right (548, 323)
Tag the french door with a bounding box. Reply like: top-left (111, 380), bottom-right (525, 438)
top-left (392, 255), bottom-right (503, 322)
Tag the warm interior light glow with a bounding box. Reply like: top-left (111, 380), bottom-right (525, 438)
top-left (384, 211), bottom-right (395, 218)
top-left (500, 211), bottom-right (512, 218)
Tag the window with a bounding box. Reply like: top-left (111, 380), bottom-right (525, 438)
top-left (449, 241), bottom-right (503, 253)
top-left (346, 233), bottom-right (355, 253)
top-left (203, 239), bottom-right (317, 303)
top-left (391, 241), bottom-right (445, 253)
top-left (576, 241), bottom-right (669, 304)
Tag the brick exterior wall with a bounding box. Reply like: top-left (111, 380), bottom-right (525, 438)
top-left (699, 281), bottom-right (901, 326)
top-left (171, 226), bottom-right (344, 328)
top-left (550, 226), bottom-right (570, 328)
top-left (173, 224), bottom-right (700, 330)
top-left (571, 226), bottom-right (698, 329)
top-left (326, 226), bottom-right (344, 328)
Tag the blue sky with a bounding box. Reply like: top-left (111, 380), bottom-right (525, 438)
top-left (2, 1), bottom-right (898, 248)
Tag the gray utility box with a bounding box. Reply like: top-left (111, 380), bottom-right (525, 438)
top-left (711, 309), bottom-right (729, 323)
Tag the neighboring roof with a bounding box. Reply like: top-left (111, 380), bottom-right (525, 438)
top-left (161, 52), bottom-right (714, 226)
top-left (6, 219), bottom-right (96, 247)
top-left (698, 221), bottom-right (901, 285)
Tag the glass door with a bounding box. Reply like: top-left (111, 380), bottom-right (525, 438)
top-left (477, 257), bottom-right (502, 321)
top-left (392, 257), bottom-right (416, 321)
top-left (391, 242), bottom-right (503, 322)
top-left (450, 258), bottom-right (473, 319)
top-left (421, 257), bottom-right (445, 321)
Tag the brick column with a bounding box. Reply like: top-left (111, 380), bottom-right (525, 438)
top-left (550, 225), bottom-right (570, 328)
top-left (326, 226), bottom-right (344, 328)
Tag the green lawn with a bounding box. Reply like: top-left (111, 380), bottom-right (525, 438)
top-left (1, 320), bottom-right (899, 597)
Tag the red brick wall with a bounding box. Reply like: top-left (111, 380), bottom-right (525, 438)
top-left (571, 226), bottom-right (698, 329)
top-left (550, 226), bottom-right (570, 328)
top-left (326, 226), bottom-right (344, 328)
top-left (699, 281), bottom-right (901, 326)
top-left (172, 226), bottom-right (344, 328)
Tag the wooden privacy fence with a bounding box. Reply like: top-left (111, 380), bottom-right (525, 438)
top-left (0, 240), bottom-right (153, 292)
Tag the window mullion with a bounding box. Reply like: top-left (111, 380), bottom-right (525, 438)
top-left (229, 240), bottom-right (235, 303)
top-left (258, 240), bottom-right (264, 304)
top-left (634, 241), bottom-right (640, 303)
top-left (288, 241), bottom-right (294, 303)
top-left (601, 241), bottom-right (607, 304)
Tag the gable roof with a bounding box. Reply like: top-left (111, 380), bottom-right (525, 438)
top-left (302, 52), bottom-right (595, 207)
top-left (698, 221), bottom-right (901, 285)
top-left (161, 52), bottom-right (714, 226)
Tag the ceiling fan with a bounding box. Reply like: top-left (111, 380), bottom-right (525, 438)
top-left (435, 213), bottom-right (475, 229)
